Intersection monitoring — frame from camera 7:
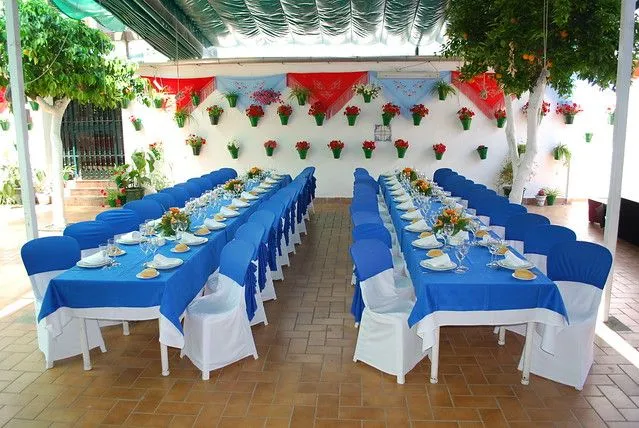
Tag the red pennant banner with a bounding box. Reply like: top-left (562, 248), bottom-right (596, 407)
top-left (451, 71), bottom-right (505, 119)
top-left (141, 76), bottom-right (215, 112)
top-left (287, 72), bottom-right (368, 119)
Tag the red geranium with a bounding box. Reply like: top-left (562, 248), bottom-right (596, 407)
top-left (245, 104), bottom-right (265, 118)
top-left (362, 140), bottom-right (376, 150)
top-left (264, 140), bottom-right (277, 149)
top-left (494, 109), bottom-right (506, 119)
top-left (277, 104), bottom-right (292, 116)
top-left (344, 106), bottom-right (361, 116)
top-left (433, 143), bottom-right (447, 154)
top-left (394, 139), bottom-right (409, 149)
top-left (457, 107), bottom-right (475, 120)
top-left (522, 100), bottom-right (551, 116)
top-left (556, 102), bottom-right (583, 116)
top-left (327, 140), bottom-right (344, 150)
top-left (410, 104), bottom-right (429, 117)
top-left (382, 103), bottom-right (401, 117)
top-left (295, 141), bottom-right (310, 151)
top-left (308, 102), bottom-right (326, 116)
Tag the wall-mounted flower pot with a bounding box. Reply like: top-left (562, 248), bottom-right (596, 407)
top-left (314, 114), bottom-right (325, 126)
top-left (226, 95), bottom-right (238, 107)
top-left (435, 152), bottom-right (444, 160)
top-left (331, 148), bottom-right (342, 159)
top-left (296, 94), bottom-right (307, 106)
top-left (363, 149), bottom-right (373, 159)
top-left (608, 112), bottom-right (615, 125)
top-left (175, 116), bottom-right (186, 128)
top-left (563, 114), bottom-right (575, 124)
top-left (396, 147), bottom-right (407, 158)
top-left (0, 122), bottom-right (9, 131)
top-left (29, 100), bottom-right (40, 111)
top-left (496, 117), bottom-right (506, 128)
top-left (347, 115), bottom-right (358, 126)
top-left (546, 195), bottom-right (557, 205)
top-left (412, 114), bottom-right (422, 126)
top-left (209, 115), bottom-right (220, 125)
top-left (191, 94), bottom-right (200, 106)
top-left (585, 132), bottom-right (593, 143)
top-left (460, 118), bottom-right (472, 130)
top-left (192, 146), bottom-right (201, 156)
top-left (298, 149), bottom-right (308, 160)
top-left (153, 98), bottom-right (164, 108)
top-left (229, 149), bottom-right (239, 159)
top-left (382, 113), bottom-right (392, 126)
top-left (133, 122), bottom-right (142, 131)
top-left (477, 147), bottom-right (488, 160)
top-left (279, 114), bottom-right (289, 125)
top-left (249, 116), bottom-right (259, 127)
top-left (363, 93), bottom-right (372, 103)
top-left (438, 87), bottom-right (447, 101)
top-left (265, 147), bottom-right (275, 157)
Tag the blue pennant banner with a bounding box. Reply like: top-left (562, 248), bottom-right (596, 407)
top-left (215, 74), bottom-right (286, 111)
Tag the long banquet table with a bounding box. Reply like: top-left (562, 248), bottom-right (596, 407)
top-left (38, 175), bottom-right (291, 375)
top-left (379, 176), bottom-right (569, 384)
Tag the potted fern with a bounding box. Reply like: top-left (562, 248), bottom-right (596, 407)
top-left (552, 143), bottom-right (572, 165)
top-left (289, 86), bottom-right (311, 106)
top-left (544, 188), bottom-right (560, 206)
top-left (224, 91), bottom-right (239, 107)
top-left (431, 80), bottom-right (456, 101)
top-left (174, 108), bottom-right (191, 128)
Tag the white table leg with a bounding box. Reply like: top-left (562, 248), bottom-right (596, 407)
top-left (498, 326), bottom-right (506, 345)
top-left (430, 327), bottom-right (440, 384)
top-left (122, 321), bottom-right (130, 336)
top-left (160, 343), bottom-right (170, 376)
top-left (521, 322), bottom-right (534, 385)
top-left (79, 318), bottom-right (92, 371)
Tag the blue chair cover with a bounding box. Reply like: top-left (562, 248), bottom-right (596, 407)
top-left (354, 168), bottom-right (369, 177)
top-left (260, 199), bottom-right (286, 257)
top-left (433, 168), bottom-right (454, 184)
top-left (505, 213), bottom-right (551, 242)
top-left (350, 239), bottom-right (394, 323)
top-left (199, 175), bottom-right (214, 190)
top-left (122, 199), bottom-right (164, 221)
top-left (352, 223), bottom-right (392, 249)
top-left (349, 200), bottom-right (379, 216)
top-left (351, 211), bottom-right (383, 227)
top-left (179, 181), bottom-right (201, 198)
top-left (248, 211), bottom-right (278, 271)
top-left (354, 176), bottom-right (378, 193)
top-left (95, 209), bottom-right (141, 235)
top-left (219, 239), bottom-right (258, 320)
top-left (208, 171), bottom-right (225, 187)
top-left (218, 168), bottom-right (237, 180)
top-left (440, 175), bottom-right (464, 191)
top-left (143, 192), bottom-right (175, 211)
top-left (485, 203), bottom-right (527, 226)
top-left (524, 225), bottom-right (577, 256)
top-left (160, 187), bottom-right (189, 208)
top-left (235, 222), bottom-right (267, 291)
top-left (63, 220), bottom-right (114, 251)
top-left (21, 236), bottom-right (81, 275)
top-left (547, 241), bottom-right (612, 289)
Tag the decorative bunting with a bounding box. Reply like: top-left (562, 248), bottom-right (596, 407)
top-left (141, 76), bottom-right (215, 112)
top-left (287, 72), bottom-right (368, 120)
top-left (370, 71), bottom-right (451, 119)
top-left (451, 71), bottom-right (505, 118)
top-left (215, 74), bottom-right (286, 111)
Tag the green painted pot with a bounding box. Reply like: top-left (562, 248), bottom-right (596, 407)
top-left (192, 146), bottom-right (201, 156)
top-left (363, 148), bottom-right (373, 159)
top-left (279, 114), bottom-right (289, 125)
top-left (382, 113), bottom-right (392, 126)
top-left (209, 115), bottom-right (220, 125)
top-left (249, 116), bottom-right (259, 127)
top-left (585, 132), bottom-right (593, 143)
top-left (226, 95), bottom-right (238, 107)
top-left (298, 149), bottom-right (308, 160)
top-left (496, 117), bottom-right (506, 128)
top-left (265, 147), bottom-right (275, 157)
top-left (331, 148), bottom-right (342, 159)
top-left (229, 148), bottom-right (239, 159)
top-left (347, 115), bottom-right (358, 126)
top-left (363, 93), bottom-right (372, 103)
top-left (546, 195), bottom-right (557, 206)
top-left (314, 114), bottom-right (325, 126)
top-left (175, 116), bottom-right (186, 128)
top-left (412, 114), bottom-right (422, 126)
top-left (435, 152), bottom-right (444, 160)
top-left (461, 118), bottom-right (472, 130)
top-left (477, 147), bottom-right (488, 160)
top-left (296, 94), bottom-right (307, 106)
top-left (396, 147), bottom-right (407, 158)
top-left (564, 114), bottom-right (574, 124)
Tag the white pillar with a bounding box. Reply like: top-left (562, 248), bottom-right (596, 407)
top-left (5, 0), bottom-right (38, 240)
top-left (601, 0), bottom-right (635, 321)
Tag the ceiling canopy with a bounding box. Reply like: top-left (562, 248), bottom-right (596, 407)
top-left (52, 0), bottom-right (448, 60)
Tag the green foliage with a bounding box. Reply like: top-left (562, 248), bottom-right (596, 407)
top-left (0, 0), bottom-right (145, 108)
top-left (552, 143), bottom-right (572, 165)
top-left (442, 0), bottom-right (639, 96)
top-left (0, 164), bottom-right (20, 204)
top-left (430, 80), bottom-right (457, 97)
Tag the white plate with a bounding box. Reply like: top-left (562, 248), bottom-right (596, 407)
top-left (116, 238), bottom-right (140, 245)
top-left (512, 271), bottom-right (537, 281)
top-left (412, 240), bottom-right (443, 250)
top-left (146, 259), bottom-right (183, 270)
top-left (497, 259), bottom-right (534, 270)
top-left (77, 259), bottom-right (110, 268)
top-left (419, 260), bottom-right (457, 271)
top-left (136, 270), bottom-right (160, 279)
top-left (108, 248), bottom-right (126, 257)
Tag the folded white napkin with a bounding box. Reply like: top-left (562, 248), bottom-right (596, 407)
top-left (401, 210), bottom-right (422, 220)
top-left (253, 187), bottom-right (268, 194)
top-left (204, 219), bottom-right (226, 230)
top-left (232, 198), bottom-right (250, 208)
top-left (394, 195), bottom-right (410, 203)
top-left (382, 171), bottom-right (395, 177)
top-left (220, 206), bottom-right (239, 217)
top-left (265, 177), bottom-right (278, 184)
top-left (406, 219), bottom-right (430, 232)
top-left (503, 250), bottom-right (530, 268)
top-left (259, 183), bottom-right (274, 189)
top-left (397, 201), bottom-right (416, 211)
top-left (241, 191), bottom-right (259, 200)
top-left (150, 254), bottom-right (180, 268)
top-left (391, 189), bottom-right (405, 196)
top-left (390, 184), bottom-right (402, 191)
top-left (449, 230), bottom-right (470, 245)
top-left (79, 252), bottom-right (109, 266)
top-left (180, 232), bottom-right (204, 245)
top-left (117, 231), bottom-right (141, 243)
top-left (413, 234), bottom-right (440, 247)
top-left (424, 254), bottom-right (453, 268)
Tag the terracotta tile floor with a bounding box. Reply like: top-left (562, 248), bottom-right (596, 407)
top-left (0, 200), bottom-right (638, 427)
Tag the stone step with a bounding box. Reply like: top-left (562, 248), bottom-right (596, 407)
top-left (64, 195), bottom-right (105, 207)
top-left (66, 179), bottom-right (110, 189)
top-left (69, 187), bottom-right (112, 197)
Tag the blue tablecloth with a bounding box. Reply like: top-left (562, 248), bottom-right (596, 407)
top-left (39, 176), bottom-right (291, 349)
top-left (378, 176), bottom-right (568, 350)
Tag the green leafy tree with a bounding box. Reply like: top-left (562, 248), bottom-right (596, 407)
top-left (0, 0), bottom-right (145, 223)
top-left (443, 0), bottom-right (639, 202)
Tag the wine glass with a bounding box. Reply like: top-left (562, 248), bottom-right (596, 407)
top-left (487, 238), bottom-right (503, 268)
top-left (442, 224), bottom-right (454, 250)
top-left (454, 240), bottom-right (471, 274)
top-left (139, 238), bottom-right (151, 267)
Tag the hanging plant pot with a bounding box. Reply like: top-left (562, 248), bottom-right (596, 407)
top-left (477, 147), bottom-right (488, 160)
top-left (153, 98), bottom-right (164, 108)
top-left (249, 116), bottom-right (260, 127)
top-left (298, 149), bottom-right (308, 160)
top-left (363, 148), bottom-right (373, 159)
top-left (396, 147), bottom-right (407, 158)
top-left (133, 121), bottom-right (143, 131)
top-left (608, 112), bottom-right (615, 125)
top-left (0, 122), bottom-right (9, 131)
top-left (585, 132), bottom-right (593, 143)
top-left (363, 93), bottom-right (372, 103)
top-left (347, 115), bottom-right (358, 126)
top-left (314, 114), bottom-right (325, 126)
top-left (279, 114), bottom-right (290, 125)
top-left (29, 100), bottom-right (40, 111)
top-left (27, 123), bottom-right (33, 131)
top-left (435, 152), bottom-right (444, 160)
top-left (563, 114), bottom-right (575, 124)
top-left (296, 94), bottom-right (307, 106)
top-left (460, 118), bottom-right (472, 130)
top-left (191, 94), bottom-right (200, 107)
top-left (265, 147), bottom-right (275, 157)
top-left (229, 148), bottom-right (239, 159)
top-left (192, 146), bottom-right (201, 156)
top-left (175, 116), bottom-right (186, 128)
top-left (438, 87), bottom-right (447, 101)
top-left (120, 99), bottom-right (130, 109)
top-left (331, 148), bottom-right (342, 159)
top-left (209, 115), bottom-right (220, 125)
top-left (412, 114), bottom-right (422, 126)
top-left (226, 94), bottom-right (238, 107)
top-left (496, 117), bottom-right (507, 128)
top-left (553, 149), bottom-right (561, 161)
top-left (382, 113), bottom-right (393, 126)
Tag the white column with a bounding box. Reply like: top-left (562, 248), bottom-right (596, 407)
top-left (602, 0), bottom-right (635, 321)
top-left (5, 0), bottom-right (38, 240)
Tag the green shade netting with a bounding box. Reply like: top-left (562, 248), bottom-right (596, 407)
top-left (51, 0), bottom-right (125, 32)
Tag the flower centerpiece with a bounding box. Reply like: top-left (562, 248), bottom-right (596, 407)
top-left (362, 140), bottom-right (376, 159)
top-left (343, 105), bottom-right (361, 126)
top-left (432, 208), bottom-right (471, 236)
top-left (224, 91), bottom-right (239, 107)
top-left (295, 141), bottom-right (310, 159)
top-left (247, 167), bottom-right (263, 180)
top-left (411, 179), bottom-right (433, 196)
top-left (277, 104), bottom-right (292, 125)
top-left (174, 108), bottom-right (190, 128)
top-left (308, 102), bottom-right (326, 126)
top-left (433, 143), bottom-right (447, 160)
top-left (264, 140), bottom-right (277, 157)
top-left (206, 105), bottom-right (224, 125)
top-left (223, 178), bottom-right (245, 194)
top-left (410, 104), bottom-right (429, 126)
top-left (289, 86), bottom-right (311, 106)
top-left (494, 109), bottom-right (507, 128)
top-left (556, 102), bottom-right (583, 124)
top-left (227, 139), bottom-right (240, 159)
top-left (457, 107), bottom-right (475, 130)
top-left (399, 167), bottom-right (418, 182)
top-left (353, 83), bottom-right (381, 103)
top-left (381, 103), bottom-right (400, 126)
top-left (129, 115), bottom-right (142, 131)
top-left (100, 187), bottom-right (126, 208)
top-left (476, 145), bottom-right (488, 160)
top-left (328, 140), bottom-right (344, 159)
top-left (394, 139), bottom-right (409, 158)
top-left (246, 104), bottom-right (265, 127)
top-left (185, 134), bottom-right (206, 156)
top-left (251, 89), bottom-right (281, 105)
top-left (158, 207), bottom-right (191, 236)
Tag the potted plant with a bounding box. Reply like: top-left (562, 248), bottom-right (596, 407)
top-left (410, 104), bottom-right (429, 126)
top-left (174, 108), bottom-right (190, 128)
top-left (585, 132), bottom-right (594, 143)
top-left (186, 134), bottom-right (206, 156)
top-left (152, 96), bottom-right (165, 109)
top-left (295, 141), bottom-right (310, 159)
top-left (128, 150), bottom-right (154, 199)
top-left (190, 91), bottom-right (200, 107)
top-left (381, 103), bottom-right (400, 126)
top-left (494, 109), bottom-right (507, 128)
top-left (433, 143), bottom-right (447, 160)
top-left (27, 116), bottom-right (33, 131)
top-left (607, 107), bottom-right (615, 125)
top-left (129, 115), bottom-right (143, 131)
top-left (353, 83), bottom-right (381, 103)
top-left (29, 99), bottom-right (39, 111)
top-left (245, 104), bottom-right (264, 127)
top-left (476, 145), bottom-right (488, 160)
top-left (264, 140), bottom-right (277, 157)
top-left (227, 140), bottom-right (240, 159)
top-left (328, 140), bottom-right (344, 159)
top-left (100, 187), bottom-right (126, 208)
top-left (344, 105), bottom-right (361, 126)
top-left (0, 165), bottom-right (21, 205)
top-left (497, 161), bottom-right (513, 196)
top-left (556, 102), bottom-right (582, 124)
top-left (308, 102), bottom-right (326, 126)
top-left (62, 165), bottom-right (76, 181)
top-left (206, 105), bottom-right (224, 125)
top-left (522, 100), bottom-right (551, 123)
top-left (431, 80), bottom-right (457, 101)
top-left (33, 169), bottom-right (51, 204)
top-left (362, 140), bottom-right (376, 159)
top-left (544, 188), bottom-right (560, 205)
top-left (0, 119), bottom-right (9, 131)
top-left (289, 86), bottom-right (311, 106)
top-left (457, 107), bottom-right (475, 130)
top-left (552, 143), bottom-right (572, 165)
top-left (535, 189), bottom-right (546, 206)
top-left (517, 143), bottom-right (527, 156)
top-left (225, 91), bottom-right (239, 107)
top-left (394, 139), bottom-right (409, 158)
top-left (277, 104), bottom-right (292, 125)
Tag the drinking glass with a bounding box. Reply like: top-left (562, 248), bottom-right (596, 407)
top-left (442, 224), bottom-right (454, 250)
top-left (487, 238), bottom-right (503, 268)
top-left (454, 240), bottom-right (471, 273)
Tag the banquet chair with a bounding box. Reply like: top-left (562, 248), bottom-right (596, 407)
top-left (179, 181), bottom-right (201, 198)
top-left (350, 239), bottom-right (426, 384)
top-left (187, 178), bottom-right (208, 195)
top-left (21, 236), bottom-right (106, 369)
top-left (523, 225), bottom-right (577, 275)
top-left (353, 223), bottom-right (408, 280)
top-left (199, 174), bottom-right (214, 190)
top-left (122, 199), bottom-right (164, 222)
top-left (95, 209), bottom-right (141, 238)
top-left (182, 240), bottom-right (258, 380)
top-left (504, 213), bottom-right (551, 253)
top-left (208, 171), bottom-right (225, 187)
top-left (160, 186), bottom-right (189, 208)
top-left (143, 192), bottom-right (176, 211)
top-left (351, 211), bottom-right (384, 227)
top-left (260, 199), bottom-right (290, 271)
top-left (271, 191), bottom-right (297, 254)
top-left (218, 167), bottom-right (238, 181)
top-left (235, 222), bottom-right (276, 302)
top-left (433, 168), bottom-right (454, 184)
top-left (63, 221), bottom-right (115, 257)
top-left (519, 241), bottom-right (612, 389)
top-left (249, 210), bottom-right (282, 282)
top-left (485, 203), bottom-right (528, 238)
